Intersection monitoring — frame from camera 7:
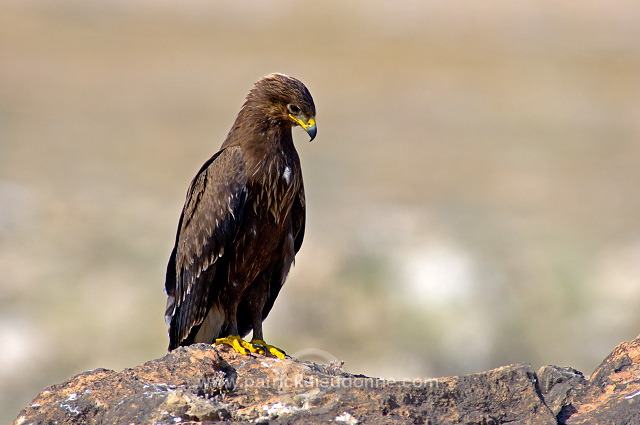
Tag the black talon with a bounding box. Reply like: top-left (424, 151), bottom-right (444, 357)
top-left (251, 342), bottom-right (267, 354)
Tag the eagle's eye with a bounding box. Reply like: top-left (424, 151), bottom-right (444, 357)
top-left (287, 104), bottom-right (301, 115)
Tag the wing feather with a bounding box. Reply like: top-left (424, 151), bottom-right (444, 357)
top-left (165, 146), bottom-right (247, 349)
top-left (292, 187), bottom-right (306, 254)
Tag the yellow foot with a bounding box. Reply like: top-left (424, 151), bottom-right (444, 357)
top-left (250, 339), bottom-right (288, 360)
top-left (215, 335), bottom-right (264, 356)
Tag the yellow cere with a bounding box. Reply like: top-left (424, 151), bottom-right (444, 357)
top-left (289, 114), bottom-right (316, 129)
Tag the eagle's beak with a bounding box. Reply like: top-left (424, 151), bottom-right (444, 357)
top-left (303, 120), bottom-right (317, 141)
top-left (290, 115), bottom-right (317, 141)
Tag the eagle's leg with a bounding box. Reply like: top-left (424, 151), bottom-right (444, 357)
top-left (250, 339), bottom-right (288, 359)
top-left (249, 317), bottom-right (288, 360)
top-left (214, 308), bottom-right (265, 356)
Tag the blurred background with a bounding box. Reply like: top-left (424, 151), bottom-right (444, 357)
top-left (2, 0), bottom-right (640, 421)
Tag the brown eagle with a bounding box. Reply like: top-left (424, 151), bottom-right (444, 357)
top-left (164, 73), bottom-right (316, 359)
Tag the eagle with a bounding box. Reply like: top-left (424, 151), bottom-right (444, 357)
top-left (164, 73), bottom-right (316, 359)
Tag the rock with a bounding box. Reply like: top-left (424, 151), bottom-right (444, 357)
top-left (537, 365), bottom-right (588, 417)
top-left (562, 336), bottom-right (640, 425)
top-left (13, 335), bottom-right (640, 424)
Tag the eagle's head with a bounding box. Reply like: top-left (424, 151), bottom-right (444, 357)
top-left (247, 73), bottom-right (317, 141)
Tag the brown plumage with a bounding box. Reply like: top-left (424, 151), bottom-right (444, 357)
top-left (164, 73), bottom-right (317, 355)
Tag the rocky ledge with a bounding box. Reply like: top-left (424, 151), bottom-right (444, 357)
top-left (14, 335), bottom-right (640, 424)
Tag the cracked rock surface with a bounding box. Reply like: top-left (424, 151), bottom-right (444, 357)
top-left (14, 335), bottom-right (640, 424)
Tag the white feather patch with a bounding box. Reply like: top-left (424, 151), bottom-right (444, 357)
top-left (193, 303), bottom-right (225, 343)
top-left (282, 166), bottom-right (292, 184)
